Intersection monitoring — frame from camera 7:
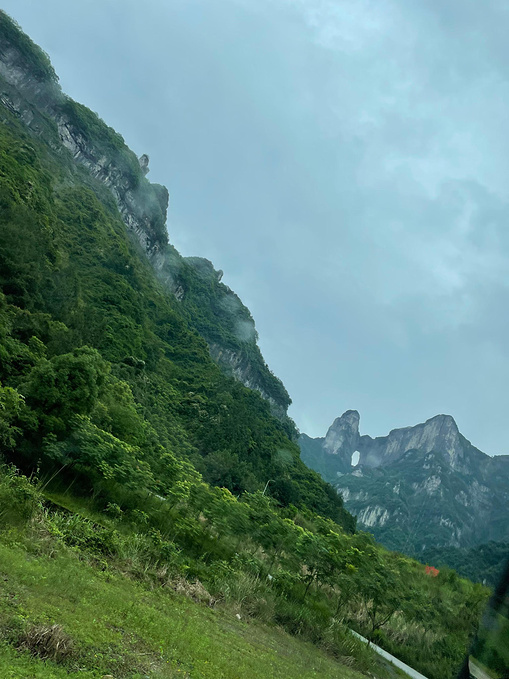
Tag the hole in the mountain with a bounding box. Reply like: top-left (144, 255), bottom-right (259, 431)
top-left (351, 451), bottom-right (360, 467)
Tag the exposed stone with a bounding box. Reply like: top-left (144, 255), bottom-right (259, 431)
top-left (209, 342), bottom-right (287, 420)
top-left (324, 410), bottom-right (360, 459)
top-left (357, 505), bottom-right (390, 528)
top-left (300, 410), bottom-right (509, 550)
top-left (357, 414), bottom-right (466, 470)
top-left (0, 37), bottom-right (168, 260)
top-left (174, 285), bottom-right (185, 302)
top-left (138, 153), bottom-right (149, 175)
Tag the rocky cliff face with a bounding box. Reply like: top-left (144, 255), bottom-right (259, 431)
top-left (300, 411), bottom-right (509, 551)
top-left (0, 13), bottom-right (290, 417)
top-left (357, 414), bottom-right (480, 472)
top-left (324, 410), bottom-right (360, 459)
top-left (0, 35), bottom-right (168, 257)
top-left (299, 410), bottom-right (360, 477)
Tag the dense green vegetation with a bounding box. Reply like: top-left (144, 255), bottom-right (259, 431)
top-left (0, 465), bottom-right (487, 679)
top-left (173, 255), bottom-right (292, 415)
top-left (470, 562), bottom-right (509, 678)
top-left (0, 469), bottom-right (386, 679)
top-left (0, 106), bottom-right (342, 520)
top-left (330, 447), bottom-right (505, 554)
top-left (0, 11), bottom-right (493, 679)
top-left (421, 542), bottom-right (509, 589)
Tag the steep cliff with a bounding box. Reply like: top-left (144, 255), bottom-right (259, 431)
top-left (300, 411), bottom-right (509, 551)
top-left (0, 11), bottom-right (291, 418)
top-left (0, 11), bottom-right (353, 521)
top-left (356, 414), bottom-right (484, 472)
top-left (300, 410), bottom-right (360, 476)
top-left (159, 253), bottom-right (292, 420)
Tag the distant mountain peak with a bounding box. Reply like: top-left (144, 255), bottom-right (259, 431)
top-left (324, 410), bottom-right (360, 453)
top-left (299, 410), bottom-right (509, 551)
top-left (320, 410), bottom-right (361, 473)
top-left (361, 412), bottom-right (463, 469)
top-left (315, 410), bottom-right (463, 470)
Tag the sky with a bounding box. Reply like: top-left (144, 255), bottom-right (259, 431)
top-left (4, 0), bottom-right (509, 454)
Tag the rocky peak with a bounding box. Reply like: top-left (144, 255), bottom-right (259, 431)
top-left (358, 413), bottom-right (464, 469)
top-left (323, 410), bottom-right (360, 466)
top-left (138, 154), bottom-right (150, 175)
top-left (303, 410), bottom-right (475, 475)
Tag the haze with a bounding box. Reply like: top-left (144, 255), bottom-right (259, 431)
top-left (5, 0), bottom-right (509, 454)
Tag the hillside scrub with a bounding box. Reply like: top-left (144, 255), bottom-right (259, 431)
top-left (0, 483), bottom-right (379, 679)
top-left (0, 465), bottom-right (488, 679)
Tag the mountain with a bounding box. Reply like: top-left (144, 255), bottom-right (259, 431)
top-left (419, 541), bottom-right (509, 588)
top-left (0, 12), bottom-right (291, 422)
top-left (300, 410), bottom-right (509, 552)
top-left (0, 10), bottom-right (352, 526)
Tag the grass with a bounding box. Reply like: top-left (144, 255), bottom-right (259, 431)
top-left (0, 536), bottom-right (372, 679)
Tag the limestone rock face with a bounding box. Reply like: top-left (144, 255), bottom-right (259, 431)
top-left (0, 39), bottom-right (168, 258)
top-left (357, 414), bottom-right (466, 470)
top-left (298, 410), bottom-right (360, 477)
top-left (299, 411), bottom-right (509, 550)
top-left (138, 153), bottom-right (150, 175)
top-left (208, 342), bottom-right (287, 421)
top-left (323, 410), bottom-right (360, 463)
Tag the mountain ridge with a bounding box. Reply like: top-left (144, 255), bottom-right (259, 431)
top-left (300, 410), bottom-right (509, 551)
top-left (0, 11), bottom-right (291, 419)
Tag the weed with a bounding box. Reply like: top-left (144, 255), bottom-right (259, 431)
top-left (18, 624), bottom-right (74, 663)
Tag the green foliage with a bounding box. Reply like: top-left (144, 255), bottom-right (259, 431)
top-left (0, 465), bottom-right (41, 526)
top-left (0, 524), bottom-right (373, 679)
top-left (171, 255), bottom-right (292, 413)
top-left (22, 347), bottom-right (109, 432)
top-left (0, 463), bottom-right (488, 679)
top-left (58, 97), bottom-right (168, 247)
top-left (45, 415), bottom-right (155, 489)
top-left (0, 85), bottom-right (349, 526)
top-left (0, 384), bottom-right (24, 449)
top-left (327, 447), bottom-right (509, 553)
top-left (0, 12), bottom-right (58, 83)
top-left (421, 541), bottom-right (509, 588)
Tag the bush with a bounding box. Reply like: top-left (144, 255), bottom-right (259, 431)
top-left (0, 465), bottom-right (41, 526)
top-left (47, 512), bottom-right (119, 556)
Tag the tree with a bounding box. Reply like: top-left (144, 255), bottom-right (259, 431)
top-left (45, 415), bottom-right (154, 490)
top-left (0, 383), bottom-right (24, 449)
top-left (23, 346), bottom-right (109, 434)
top-left (355, 550), bottom-right (407, 643)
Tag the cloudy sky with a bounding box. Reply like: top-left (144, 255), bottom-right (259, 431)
top-left (5, 0), bottom-right (509, 454)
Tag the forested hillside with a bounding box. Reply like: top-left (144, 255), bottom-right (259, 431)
top-left (0, 12), bottom-right (491, 679)
top-left (420, 542), bottom-right (509, 588)
top-left (0, 9), bottom-right (343, 519)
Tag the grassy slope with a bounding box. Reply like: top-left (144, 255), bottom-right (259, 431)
top-left (0, 536), bottom-right (371, 679)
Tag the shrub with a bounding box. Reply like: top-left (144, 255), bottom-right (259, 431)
top-left (47, 512), bottom-right (119, 556)
top-left (0, 465), bottom-right (41, 526)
